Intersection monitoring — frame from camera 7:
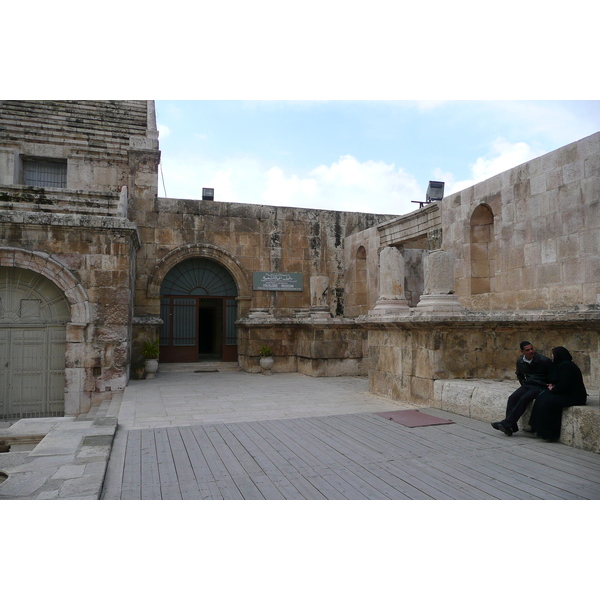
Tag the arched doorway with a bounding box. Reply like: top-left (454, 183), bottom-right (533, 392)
top-left (0, 267), bottom-right (70, 418)
top-left (159, 258), bottom-right (239, 362)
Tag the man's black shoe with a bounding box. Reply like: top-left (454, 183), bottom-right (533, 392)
top-left (523, 427), bottom-right (536, 434)
top-left (491, 422), bottom-right (501, 430)
top-left (498, 423), bottom-right (513, 436)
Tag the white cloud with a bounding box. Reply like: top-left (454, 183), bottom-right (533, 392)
top-left (441, 137), bottom-right (540, 195)
top-left (161, 154), bottom-right (425, 216)
top-left (157, 123), bottom-right (171, 139)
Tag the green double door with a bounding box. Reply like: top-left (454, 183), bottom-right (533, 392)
top-left (0, 267), bottom-right (69, 419)
top-left (0, 327), bottom-right (66, 419)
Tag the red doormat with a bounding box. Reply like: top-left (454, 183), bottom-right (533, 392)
top-left (375, 410), bottom-right (454, 428)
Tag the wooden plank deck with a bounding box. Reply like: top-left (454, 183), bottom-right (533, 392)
top-left (118, 410), bottom-right (600, 500)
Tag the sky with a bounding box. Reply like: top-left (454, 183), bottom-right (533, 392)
top-left (155, 100), bottom-right (600, 216)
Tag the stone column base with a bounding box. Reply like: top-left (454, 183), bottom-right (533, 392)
top-left (414, 294), bottom-right (465, 313)
top-left (368, 298), bottom-right (410, 316)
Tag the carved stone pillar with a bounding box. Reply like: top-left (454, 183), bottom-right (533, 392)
top-left (415, 249), bottom-right (464, 313)
top-left (369, 246), bottom-right (410, 316)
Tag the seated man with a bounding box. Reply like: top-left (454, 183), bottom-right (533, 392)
top-left (492, 341), bottom-right (553, 436)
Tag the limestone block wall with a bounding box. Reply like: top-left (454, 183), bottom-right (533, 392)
top-left (237, 322), bottom-right (299, 373)
top-left (134, 199), bottom-right (397, 320)
top-left (0, 213), bottom-right (139, 414)
top-left (367, 314), bottom-right (600, 406)
top-left (343, 227), bottom-right (382, 317)
top-left (237, 319), bottom-right (369, 377)
top-left (0, 101), bottom-right (150, 195)
top-left (441, 131), bottom-right (600, 311)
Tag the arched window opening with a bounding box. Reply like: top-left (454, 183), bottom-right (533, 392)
top-left (355, 246), bottom-right (367, 309)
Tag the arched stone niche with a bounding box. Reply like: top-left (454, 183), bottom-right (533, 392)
top-left (470, 204), bottom-right (495, 295)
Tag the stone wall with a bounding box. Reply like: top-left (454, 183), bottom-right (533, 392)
top-left (362, 132), bottom-right (600, 407)
top-left (442, 131), bottom-right (600, 311)
top-left (0, 215), bottom-right (140, 414)
top-left (343, 226), bottom-right (382, 317)
top-left (237, 318), bottom-right (368, 377)
top-left (0, 101), bottom-right (156, 416)
top-left (0, 100), bottom-right (150, 195)
top-left (133, 199), bottom-right (397, 321)
top-left (367, 314), bottom-right (600, 407)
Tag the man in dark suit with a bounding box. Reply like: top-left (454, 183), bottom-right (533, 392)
top-left (492, 341), bottom-right (553, 436)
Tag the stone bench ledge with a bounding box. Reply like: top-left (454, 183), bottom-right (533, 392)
top-left (433, 379), bottom-right (600, 454)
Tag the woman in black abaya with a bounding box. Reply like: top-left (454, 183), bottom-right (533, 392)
top-left (528, 346), bottom-right (588, 441)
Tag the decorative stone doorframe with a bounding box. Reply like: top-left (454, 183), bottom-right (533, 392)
top-left (0, 247), bottom-right (92, 416)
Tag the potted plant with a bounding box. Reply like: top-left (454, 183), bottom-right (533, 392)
top-left (141, 338), bottom-right (160, 379)
top-left (259, 345), bottom-right (274, 374)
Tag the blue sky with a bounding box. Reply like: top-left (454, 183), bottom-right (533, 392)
top-left (155, 100), bottom-right (600, 215)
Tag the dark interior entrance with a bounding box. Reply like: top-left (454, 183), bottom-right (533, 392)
top-left (159, 258), bottom-right (238, 363)
top-left (197, 298), bottom-right (223, 358)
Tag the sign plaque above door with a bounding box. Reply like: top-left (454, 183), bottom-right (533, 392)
top-left (253, 272), bottom-right (304, 291)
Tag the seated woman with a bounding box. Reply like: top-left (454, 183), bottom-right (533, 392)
top-left (528, 346), bottom-right (588, 441)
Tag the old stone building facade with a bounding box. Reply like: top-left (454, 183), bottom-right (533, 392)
top-left (1, 100), bottom-right (598, 420)
top-left (0, 101), bottom-right (397, 418)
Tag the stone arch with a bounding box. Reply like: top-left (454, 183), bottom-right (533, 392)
top-left (470, 204), bottom-right (495, 295)
top-left (148, 243), bottom-right (251, 301)
top-left (0, 247), bottom-right (91, 323)
top-left (0, 247), bottom-right (92, 416)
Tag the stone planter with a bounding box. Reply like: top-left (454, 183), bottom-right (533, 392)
top-left (144, 358), bottom-right (159, 379)
top-left (259, 356), bottom-right (274, 375)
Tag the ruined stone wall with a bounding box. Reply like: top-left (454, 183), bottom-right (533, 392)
top-left (442, 131), bottom-right (600, 311)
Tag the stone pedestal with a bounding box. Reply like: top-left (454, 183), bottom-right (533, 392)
top-left (415, 250), bottom-right (464, 313)
top-left (369, 246), bottom-right (410, 316)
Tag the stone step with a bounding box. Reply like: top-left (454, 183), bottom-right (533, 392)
top-left (158, 362), bottom-right (241, 373)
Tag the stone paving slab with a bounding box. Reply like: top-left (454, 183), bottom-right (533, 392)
top-left (0, 414), bottom-right (117, 500)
